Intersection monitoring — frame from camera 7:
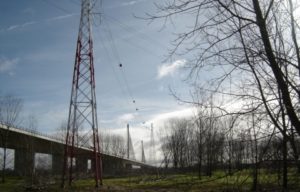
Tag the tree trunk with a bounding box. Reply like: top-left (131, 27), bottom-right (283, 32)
top-left (252, 158), bottom-right (258, 191)
top-left (251, 113), bottom-right (258, 191)
top-left (252, 0), bottom-right (300, 136)
top-left (198, 146), bottom-right (202, 179)
top-left (297, 159), bottom-right (300, 174)
top-left (283, 135), bottom-right (288, 190)
top-left (281, 107), bottom-right (288, 190)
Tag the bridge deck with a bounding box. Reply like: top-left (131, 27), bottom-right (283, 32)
top-left (0, 123), bottom-right (154, 176)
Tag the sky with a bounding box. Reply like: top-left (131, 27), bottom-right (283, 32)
top-left (0, 0), bottom-right (198, 162)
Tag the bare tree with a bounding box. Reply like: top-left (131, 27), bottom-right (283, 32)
top-left (158, 126), bottom-right (172, 168)
top-left (147, 1), bottom-right (300, 188)
top-left (194, 111), bottom-right (205, 178)
top-left (0, 95), bottom-right (23, 183)
top-left (55, 120), bottom-right (68, 142)
top-left (100, 132), bottom-right (126, 158)
top-left (163, 118), bottom-right (192, 168)
top-left (147, 0), bottom-right (300, 151)
top-left (110, 134), bottom-right (126, 157)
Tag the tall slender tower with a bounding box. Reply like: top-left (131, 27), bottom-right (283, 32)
top-left (126, 123), bottom-right (136, 160)
top-left (61, 0), bottom-right (102, 187)
top-left (149, 123), bottom-right (155, 165)
top-left (127, 124), bottom-right (130, 159)
top-left (141, 140), bottom-right (146, 163)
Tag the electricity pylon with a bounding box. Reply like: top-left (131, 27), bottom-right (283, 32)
top-left (61, 0), bottom-right (102, 188)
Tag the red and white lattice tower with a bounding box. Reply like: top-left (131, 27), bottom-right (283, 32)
top-left (61, 0), bottom-right (102, 187)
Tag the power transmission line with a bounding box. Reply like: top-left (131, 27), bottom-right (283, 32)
top-left (96, 26), bottom-right (132, 106)
top-left (103, 14), bottom-right (168, 50)
top-left (102, 19), bottom-right (140, 112)
top-left (41, 0), bottom-right (72, 14)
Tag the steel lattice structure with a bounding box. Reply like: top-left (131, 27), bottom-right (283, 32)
top-left (61, 0), bottom-right (102, 187)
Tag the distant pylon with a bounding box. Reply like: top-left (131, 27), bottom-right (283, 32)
top-left (127, 124), bottom-right (129, 159)
top-left (61, 0), bottom-right (102, 188)
top-left (126, 124), bottom-right (136, 160)
top-left (149, 123), bottom-right (155, 165)
top-left (141, 140), bottom-right (146, 163)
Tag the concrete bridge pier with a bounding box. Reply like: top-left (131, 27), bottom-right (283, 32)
top-left (125, 163), bottom-right (132, 169)
top-left (52, 154), bottom-right (63, 174)
top-left (77, 155), bottom-right (88, 173)
top-left (15, 149), bottom-right (34, 177)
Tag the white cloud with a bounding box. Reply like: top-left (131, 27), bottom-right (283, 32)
top-left (22, 21), bottom-right (36, 27)
top-left (136, 107), bottom-right (196, 131)
top-left (7, 25), bottom-right (18, 31)
top-left (121, 0), bottom-right (145, 6)
top-left (151, 107), bottom-right (195, 125)
top-left (47, 14), bottom-right (77, 22)
top-left (118, 113), bottom-right (136, 123)
top-left (2, 14), bottom-right (76, 32)
top-left (0, 57), bottom-right (19, 74)
top-left (6, 21), bottom-right (36, 31)
top-left (122, 1), bottom-right (137, 6)
top-left (157, 59), bottom-right (187, 79)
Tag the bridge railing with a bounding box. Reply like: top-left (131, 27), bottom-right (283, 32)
top-left (0, 122), bottom-right (64, 143)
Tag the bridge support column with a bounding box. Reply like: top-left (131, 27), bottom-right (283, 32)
top-left (77, 156), bottom-right (88, 173)
top-left (52, 154), bottom-right (63, 174)
top-left (15, 149), bottom-right (34, 177)
top-left (125, 163), bottom-right (132, 169)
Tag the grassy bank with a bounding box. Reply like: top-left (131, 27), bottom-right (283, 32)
top-left (1, 169), bottom-right (299, 191)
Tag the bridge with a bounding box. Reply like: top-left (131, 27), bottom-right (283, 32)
top-left (0, 123), bottom-right (153, 177)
